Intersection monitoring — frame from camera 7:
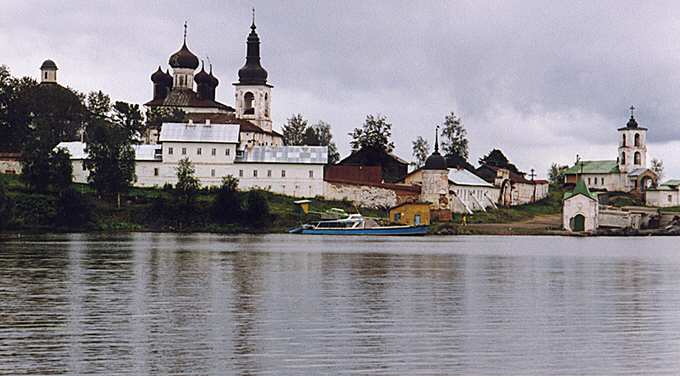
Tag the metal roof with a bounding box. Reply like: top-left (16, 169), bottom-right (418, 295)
top-left (55, 142), bottom-right (161, 161)
top-left (238, 146), bottom-right (328, 164)
top-left (662, 179), bottom-right (680, 187)
top-left (159, 122), bottom-right (240, 143)
top-left (448, 168), bottom-right (494, 187)
top-left (627, 168), bottom-right (649, 177)
top-left (564, 160), bottom-right (619, 175)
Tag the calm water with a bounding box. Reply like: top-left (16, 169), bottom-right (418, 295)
top-left (1, 234), bottom-right (680, 375)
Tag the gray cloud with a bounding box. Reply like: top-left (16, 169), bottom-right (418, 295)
top-left (3, 0), bottom-right (680, 177)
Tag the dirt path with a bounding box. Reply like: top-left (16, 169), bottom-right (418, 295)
top-left (464, 213), bottom-right (565, 235)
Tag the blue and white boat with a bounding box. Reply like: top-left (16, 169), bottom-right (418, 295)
top-left (289, 214), bottom-right (429, 236)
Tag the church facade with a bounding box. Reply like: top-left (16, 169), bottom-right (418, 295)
top-left (563, 108), bottom-right (657, 194)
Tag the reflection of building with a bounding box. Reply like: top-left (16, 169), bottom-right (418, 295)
top-left (563, 107), bottom-right (657, 194)
top-left (563, 180), bottom-right (599, 232)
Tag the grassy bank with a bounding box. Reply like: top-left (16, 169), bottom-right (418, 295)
top-left (0, 174), bottom-right (383, 233)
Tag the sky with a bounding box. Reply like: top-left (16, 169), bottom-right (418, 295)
top-left (3, 0), bottom-right (680, 179)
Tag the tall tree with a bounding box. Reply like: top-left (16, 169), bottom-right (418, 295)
top-left (49, 147), bottom-right (73, 191)
top-left (86, 90), bottom-right (111, 118)
top-left (112, 101), bottom-right (144, 142)
top-left (84, 117), bottom-right (135, 207)
top-left (245, 190), bottom-right (270, 228)
top-left (304, 120), bottom-right (340, 164)
top-left (175, 158), bottom-right (200, 206)
top-left (440, 112), bottom-right (469, 159)
top-left (144, 107), bottom-right (186, 143)
top-left (282, 113), bottom-right (308, 146)
top-left (349, 114), bottom-right (394, 152)
top-left (548, 163), bottom-right (568, 186)
top-left (651, 158), bottom-right (664, 181)
top-left (411, 136), bottom-right (430, 168)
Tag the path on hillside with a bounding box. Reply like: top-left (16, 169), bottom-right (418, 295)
top-left (465, 213), bottom-right (564, 235)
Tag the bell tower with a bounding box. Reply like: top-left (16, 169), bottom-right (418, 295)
top-left (40, 59), bottom-right (58, 84)
top-left (234, 9), bottom-right (273, 132)
top-left (617, 105), bottom-right (647, 173)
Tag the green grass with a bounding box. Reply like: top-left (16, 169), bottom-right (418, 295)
top-left (0, 173), bottom-right (387, 233)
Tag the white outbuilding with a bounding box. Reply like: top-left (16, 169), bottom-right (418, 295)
top-left (563, 180), bottom-right (599, 232)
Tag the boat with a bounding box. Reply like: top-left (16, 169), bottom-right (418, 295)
top-left (288, 214), bottom-right (429, 236)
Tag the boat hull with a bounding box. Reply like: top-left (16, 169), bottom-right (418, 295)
top-left (290, 225), bottom-right (429, 236)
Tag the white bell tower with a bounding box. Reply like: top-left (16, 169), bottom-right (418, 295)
top-left (617, 105), bottom-right (647, 173)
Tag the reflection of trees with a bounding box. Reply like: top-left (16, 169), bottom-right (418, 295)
top-left (0, 235), bottom-right (71, 374)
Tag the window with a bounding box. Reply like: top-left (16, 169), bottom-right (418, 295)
top-left (197, 147), bottom-right (202, 155)
top-left (211, 148), bottom-right (216, 156)
top-left (281, 170), bottom-right (286, 178)
top-left (588, 177), bottom-right (591, 185)
top-left (309, 170), bottom-right (314, 178)
top-left (225, 148), bottom-right (230, 156)
top-left (239, 170), bottom-right (243, 177)
top-left (211, 169), bottom-right (215, 177)
top-left (634, 133), bottom-right (641, 147)
top-left (267, 170), bottom-right (272, 177)
top-left (601, 178), bottom-right (605, 185)
top-left (414, 214), bottom-right (422, 225)
top-left (44, 72), bottom-right (48, 79)
top-left (244, 92), bottom-right (255, 113)
top-left (394, 213), bottom-right (401, 222)
top-left (182, 147), bottom-right (187, 155)
top-left (669, 195), bottom-right (673, 203)
top-left (82, 163), bottom-right (86, 171)
top-left (622, 134), bottom-right (626, 146)
top-left (634, 152), bottom-right (641, 165)
top-left (168, 147), bottom-right (174, 155)
top-left (621, 153), bottom-right (626, 165)
top-left (253, 170), bottom-right (258, 177)
top-left (154, 168), bottom-right (159, 176)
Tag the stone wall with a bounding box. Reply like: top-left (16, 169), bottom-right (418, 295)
top-left (323, 181), bottom-right (398, 209)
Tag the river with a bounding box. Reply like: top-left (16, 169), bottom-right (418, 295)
top-left (1, 234), bottom-right (680, 375)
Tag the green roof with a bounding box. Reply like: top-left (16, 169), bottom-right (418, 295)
top-left (662, 179), bottom-right (680, 187)
top-left (563, 179), bottom-right (597, 201)
top-left (564, 160), bottom-right (619, 175)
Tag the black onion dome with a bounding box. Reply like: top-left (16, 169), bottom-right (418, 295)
top-left (194, 66), bottom-right (211, 84)
top-left (237, 22), bottom-right (268, 85)
top-left (424, 128), bottom-right (448, 170)
top-left (40, 59), bottom-right (58, 70)
top-left (151, 66), bottom-right (172, 84)
top-left (626, 115), bottom-right (639, 128)
top-left (208, 71), bottom-right (219, 87)
top-left (424, 151), bottom-right (448, 170)
top-left (169, 41), bottom-right (199, 70)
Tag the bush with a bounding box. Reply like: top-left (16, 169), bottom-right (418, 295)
top-left (212, 176), bottom-right (241, 223)
top-left (55, 187), bottom-right (92, 228)
top-left (13, 193), bottom-right (56, 227)
top-left (0, 180), bottom-right (13, 229)
top-left (245, 190), bottom-right (270, 228)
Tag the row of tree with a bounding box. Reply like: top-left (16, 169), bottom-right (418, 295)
top-left (281, 114), bottom-right (340, 163)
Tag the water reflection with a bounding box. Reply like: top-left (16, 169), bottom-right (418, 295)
top-left (1, 234), bottom-right (680, 375)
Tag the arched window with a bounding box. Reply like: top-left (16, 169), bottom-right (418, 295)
top-left (634, 133), bottom-right (641, 147)
top-left (244, 92), bottom-right (255, 114)
top-left (622, 134), bottom-right (626, 146)
top-left (634, 151), bottom-right (641, 165)
top-left (44, 72), bottom-right (48, 79)
top-left (621, 153), bottom-right (626, 165)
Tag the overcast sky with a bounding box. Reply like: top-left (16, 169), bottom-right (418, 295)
top-left (4, 0), bottom-right (680, 178)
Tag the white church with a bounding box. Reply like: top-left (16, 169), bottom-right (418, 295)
top-left (53, 16), bottom-right (328, 198)
top-left (563, 107), bottom-right (657, 194)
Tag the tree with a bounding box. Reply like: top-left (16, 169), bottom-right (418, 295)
top-left (112, 101), bottom-right (144, 142)
top-left (85, 117), bottom-right (136, 207)
top-left (303, 120), bottom-right (340, 164)
top-left (651, 158), bottom-right (664, 181)
top-left (175, 158), bottom-right (200, 206)
top-left (479, 149), bottom-right (520, 174)
top-left (440, 112), bottom-right (469, 159)
top-left (212, 175), bottom-right (241, 223)
top-left (0, 179), bottom-right (13, 230)
top-left (55, 187), bottom-right (92, 228)
top-left (86, 90), bottom-right (111, 118)
top-left (49, 147), bottom-right (73, 191)
top-left (411, 136), bottom-right (430, 168)
top-left (282, 113), bottom-right (308, 146)
top-left (21, 136), bottom-right (53, 192)
top-left (349, 114), bottom-right (394, 152)
top-left (548, 163), bottom-right (568, 186)
top-left (245, 190), bottom-right (270, 228)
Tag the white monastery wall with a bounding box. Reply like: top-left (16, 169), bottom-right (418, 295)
top-left (323, 182), bottom-right (398, 209)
